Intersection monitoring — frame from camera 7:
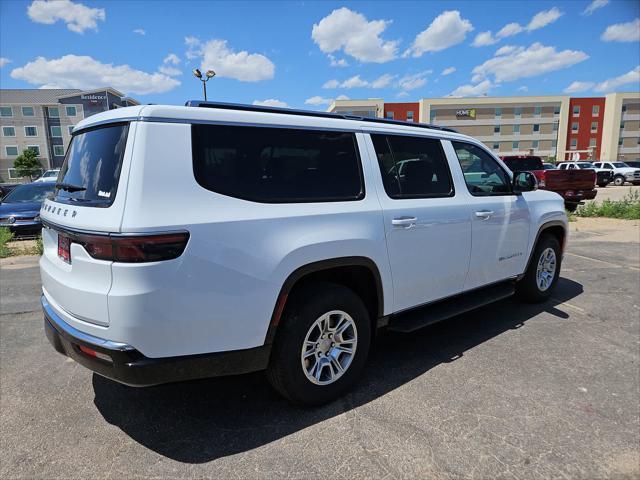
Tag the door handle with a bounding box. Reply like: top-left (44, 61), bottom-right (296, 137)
top-left (392, 216), bottom-right (417, 228)
top-left (474, 210), bottom-right (494, 220)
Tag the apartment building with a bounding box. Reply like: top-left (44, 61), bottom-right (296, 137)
top-left (329, 93), bottom-right (640, 163)
top-left (0, 88), bottom-right (138, 182)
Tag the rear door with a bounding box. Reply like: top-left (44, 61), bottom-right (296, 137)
top-left (40, 122), bottom-right (134, 327)
top-left (366, 133), bottom-right (471, 312)
top-left (447, 141), bottom-right (530, 290)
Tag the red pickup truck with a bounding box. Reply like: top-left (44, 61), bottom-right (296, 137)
top-left (501, 156), bottom-right (596, 211)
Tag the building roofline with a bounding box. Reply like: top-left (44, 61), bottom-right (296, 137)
top-left (57, 87), bottom-right (126, 99)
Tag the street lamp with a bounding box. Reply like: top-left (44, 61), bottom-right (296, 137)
top-left (193, 68), bottom-right (216, 101)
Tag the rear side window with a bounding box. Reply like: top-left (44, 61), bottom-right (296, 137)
top-left (370, 134), bottom-right (453, 198)
top-left (54, 123), bottom-right (129, 207)
top-left (192, 124), bottom-right (364, 203)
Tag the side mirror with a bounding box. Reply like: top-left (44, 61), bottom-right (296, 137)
top-left (513, 171), bottom-right (538, 193)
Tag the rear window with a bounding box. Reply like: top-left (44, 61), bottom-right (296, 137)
top-left (53, 123), bottom-right (129, 207)
top-left (192, 124), bottom-right (364, 203)
top-left (502, 157), bottom-right (543, 171)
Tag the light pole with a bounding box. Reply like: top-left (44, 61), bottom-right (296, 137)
top-left (193, 68), bottom-right (216, 101)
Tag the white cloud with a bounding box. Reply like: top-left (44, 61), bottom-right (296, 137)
top-left (594, 66), bottom-right (640, 92)
top-left (185, 37), bottom-right (275, 82)
top-left (10, 54), bottom-right (180, 95)
top-left (27, 0), bottom-right (105, 34)
top-left (133, 28), bottom-right (146, 36)
top-left (158, 65), bottom-right (181, 76)
top-left (496, 22), bottom-right (523, 38)
top-left (305, 96), bottom-right (334, 106)
top-left (323, 74), bottom-right (395, 89)
top-left (472, 31), bottom-right (497, 47)
top-left (0, 58), bottom-right (11, 68)
top-left (517, 85), bottom-right (528, 92)
top-left (252, 99), bottom-right (289, 107)
top-left (448, 80), bottom-right (493, 97)
top-left (583, 0), bottom-right (609, 16)
top-left (328, 54), bottom-right (348, 67)
top-left (601, 18), bottom-right (640, 42)
top-left (472, 43), bottom-right (588, 82)
top-left (336, 94), bottom-right (350, 100)
top-left (526, 7), bottom-right (563, 32)
top-left (564, 81), bottom-right (595, 93)
top-left (311, 7), bottom-right (398, 63)
top-left (405, 10), bottom-right (473, 57)
top-left (163, 53), bottom-right (180, 65)
top-left (495, 45), bottom-right (517, 56)
top-left (398, 71), bottom-right (431, 91)
top-left (442, 66), bottom-right (456, 75)
top-left (396, 91), bottom-right (410, 98)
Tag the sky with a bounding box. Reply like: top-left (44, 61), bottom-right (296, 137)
top-left (0, 0), bottom-right (639, 109)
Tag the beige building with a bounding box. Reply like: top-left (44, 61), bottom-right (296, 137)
top-left (600, 92), bottom-right (640, 161)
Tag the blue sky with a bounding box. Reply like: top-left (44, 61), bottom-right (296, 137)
top-left (1, 0), bottom-right (639, 109)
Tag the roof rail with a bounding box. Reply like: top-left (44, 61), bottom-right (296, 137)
top-left (184, 100), bottom-right (457, 133)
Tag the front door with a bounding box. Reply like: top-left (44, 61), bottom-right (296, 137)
top-left (448, 141), bottom-right (530, 290)
top-left (367, 133), bottom-right (472, 313)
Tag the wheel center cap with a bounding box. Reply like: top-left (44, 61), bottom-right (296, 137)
top-left (318, 338), bottom-right (332, 354)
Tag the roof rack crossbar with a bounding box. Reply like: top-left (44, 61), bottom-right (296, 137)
top-left (184, 100), bottom-right (457, 133)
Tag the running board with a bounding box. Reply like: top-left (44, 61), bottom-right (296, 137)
top-left (387, 281), bottom-right (515, 333)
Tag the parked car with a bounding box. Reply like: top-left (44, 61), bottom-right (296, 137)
top-left (542, 163), bottom-right (557, 170)
top-left (34, 169), bottom-right (60, 183)
top-left (624, 161), bottom-right (640, 169)
top-left (0, 182), bottom-right (54, 236)
top-left (0, 183), bottom-right (19, 199)
top-left (41, 102), bottom-right (568, 405)
top-left (501, 155), bottom-right (597, 211)
top-left (592, 161), bottom-right (640, 186)
top-left (556, 161), bottom-right (613, 187)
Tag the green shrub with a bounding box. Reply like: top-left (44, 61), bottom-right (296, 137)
top-left (575, 189), bottom-right (640, 220)
top-left (35, 235), bottom-right (44, 256)
top-left (0, 227), bottom-right (14, 258)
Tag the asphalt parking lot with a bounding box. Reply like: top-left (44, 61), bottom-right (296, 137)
top-left (1, 219), bottom-right (639, 479)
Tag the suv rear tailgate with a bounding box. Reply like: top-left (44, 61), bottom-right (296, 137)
top-left (40, 122), bottom-right (135, 328)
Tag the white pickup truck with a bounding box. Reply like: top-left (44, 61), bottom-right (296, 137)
top-left (592, 161), bottom-right (640, 186)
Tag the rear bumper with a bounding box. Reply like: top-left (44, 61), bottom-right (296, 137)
top-left (563, 190), bottom-right (597, 203)
top-left (43, 295), bottom-right (271, 386)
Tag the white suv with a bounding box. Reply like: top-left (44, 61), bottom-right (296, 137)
top-left (41, 102), bottom-right (567, 405)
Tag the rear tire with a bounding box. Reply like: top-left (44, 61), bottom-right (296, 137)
top-left (267, 282), bottom-right (371, 406)
top-left (516, 234), bottom-right (561, 303)
top-left (597, 182), bottom-right (608, 188)
top-left (565, 202), bottom-right (578, 212)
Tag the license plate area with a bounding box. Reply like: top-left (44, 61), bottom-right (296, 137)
top-left (58, 234), bottom-right (71, 263)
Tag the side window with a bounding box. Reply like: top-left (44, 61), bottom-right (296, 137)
top-left (604, 163), bottom-right (613, 169)
top-left (371, 134), bottom-right (454, 199)
top-left (452, 141), bottom-right (512, 196)
top-left (191, 124), bottom-right (364, 203)
top-left (559, 164), bottom-right (566, 170)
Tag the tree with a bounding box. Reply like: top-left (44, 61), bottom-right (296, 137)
top-left (13, 148), bottom-right (42, 180)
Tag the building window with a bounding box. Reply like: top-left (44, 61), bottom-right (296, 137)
top-left (48, 107), bottom-right (59, 118)
top-left (534, 106), bottom-right (541, 117)
top-left (68, 125), bottom-right (75, 135)
top-left (573, 105), bottom-right (580, 117)
top-left (386, 111), bottom-right (394, 119)
top-left (22, 106), bottom-right (35, 116)
top-left (430, 110), bottom-right (436, 122)
top-left (50, 126), bottom-right (62, 138)
top-left (24, 126), bottom-right (38, 137)
top-left (27, 145), bottom-right (40, 156)
top-left (570, 139), bottom-right (577, 149)
top-left (571, 122), bottom-right (579, 133)
top-left (552, 140), bottom-right (557, 148)
top-left (495, 107), bottom-right (502, 117)
top-left (406, 111), bottom-right (414, 122)
top-left (513, 124), bottom-right (520, 134)
top-left (512, 141), bottom-right (519, 150)
top-left (618, 137), bottom-right (623, 146)
top-left (620, 121), bottom-right (625, 129)
top-left (0, 106), bottom-right (12, 117)
top-left (591, 121), bottom-right (598, 132)
top-left (5, 146), bottom-right (18, 156)
top-left (493, 142), bottom-right (500, 150)
top-left (494, 125), bottom-right (501, 134)
top-left (553, 122), bottom-right (559, 132)
top-left (554, 105), bottom-right (560, 116)
top-left (592, 105), bottom-right (600, 116)
top-left (2, 126), bottom-right (15, 137)
top-left (533, 124), bottom-right (540, 133)
top-left (514, 107), bottom-right (522, 118)
top-left (532, 140), bottom-right (539, 149)
top-left (622, 104), bottom-right (627, 113)
top-left (65, 106), bottom-right (77, 117)
top-left (589, 138), bottom-right (597, 148)
top-left (53, 145), bottom-right (65, 156)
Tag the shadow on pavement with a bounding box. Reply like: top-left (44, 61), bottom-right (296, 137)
top-left (92, 277), bottom-right (583, 463)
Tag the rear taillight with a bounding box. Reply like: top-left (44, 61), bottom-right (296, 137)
top-left (58, 235), bottom-right (71, 263)
top-left (538, 171), bottom-right (546, 188)
top-left (61, 231), bottom-right (189, 263)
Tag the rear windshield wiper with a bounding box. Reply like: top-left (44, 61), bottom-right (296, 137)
top-left (55, 182), bottom-right (86, 193)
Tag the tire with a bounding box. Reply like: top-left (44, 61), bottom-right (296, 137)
top-left (266, 282), bottom-right (371, 405)
top-left (613, 175), bottom-right (625, 186)
top-left (597, 183), bottom-right (608, 188)
top-left (565, 202), bottom-right (578, 212)
top-left (516, 234), bottom-right (561, 303)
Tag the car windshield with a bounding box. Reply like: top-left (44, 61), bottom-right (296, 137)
top-left (612, 162), bottom-right (629, 168)
top-left (1, 183), bottom-right (54, 203)
top-left (542, 164), bottom-right (556, 170)
top-left (42, 171), bottom-right (58, 178)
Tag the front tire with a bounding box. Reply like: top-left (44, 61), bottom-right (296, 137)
top-left (613, 175), bottom-right (626, 186)
top-left (516, 234), bottom-right (561, 303)
top-left (267, 282), bottom-right (371, 405)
